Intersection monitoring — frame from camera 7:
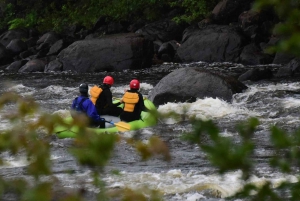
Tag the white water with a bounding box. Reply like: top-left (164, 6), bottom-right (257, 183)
top-left (1, 76), bottom-right (300, 200)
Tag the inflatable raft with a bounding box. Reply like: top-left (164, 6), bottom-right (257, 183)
top-left (54, 98), bottom-right (157, 138)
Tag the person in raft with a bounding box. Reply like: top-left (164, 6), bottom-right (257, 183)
top-left (89, 76), bottom-right (122, 117)
top-left (119, 79), bottom-right (148, 122)
top-left (71, 83), bottom-right (105, 128)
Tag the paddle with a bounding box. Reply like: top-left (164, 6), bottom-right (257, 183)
top-left (104, 120), bottom-right (131, 131)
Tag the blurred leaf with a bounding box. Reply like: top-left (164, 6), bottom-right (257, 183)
top-left (70, 132), bottom-right (117, 168)
top-left (270, 126), bottom-right (292, 149)
top-left (135, 136), bottom-right (171, 161)
top-left (21, 182), bottom-right (52, 201)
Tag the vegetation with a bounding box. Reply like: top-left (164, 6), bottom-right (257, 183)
top-left (253, 0), bottom-right (300, 57)
top-left (0, 0), bottom-right (219, 32)
top-left (2, 90), bottom-right (300, 200)
top-left (183, 117), bottom-right (300, 200)
top-left (1, 0), bottom-right (300, 199)
top-left (0, 92), bottom-right (168, 200)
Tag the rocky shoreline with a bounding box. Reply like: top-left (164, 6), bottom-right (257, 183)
top-left (0, 0), bottom-right (298, 81)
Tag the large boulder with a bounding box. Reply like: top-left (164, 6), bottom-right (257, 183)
top-left (238, 68), bottom-right (273, 81)
top-left (5, 60), bottom-right (27, 72)
top-left (176, 25), bottom-right (245, 63)
top-left (212, 0), bottom-right (254, 24)
top-left (36, 31), bottom-right (60, 45)
top-left (239, 43), bottom-right (273, 65)
top-left (58, 33), bottom-right (153, 72)
top-left (6, 39), bottom-right (28, 55)
top-left (136, 19), bottom-right (186, 43)
top-left (18, 59), bottom-right (46, 72)
top-left (148, 67), bottom-right (247, 106)
top-left (0, 29), bottom-right (28, 46)
top-left (275, 58), bottom-right (300, 78)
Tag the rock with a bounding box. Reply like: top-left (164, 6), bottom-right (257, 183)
top-left (37, 31), bottom-right (60, 45)
top-left (177, 25), bottom-right (245, 63)
top-left (0, 29), bottom-right (28, 46)
top-left (275, 58), bottom-right (300, 77)
top-left (18, 59), bottom-right (46, 72)
top-left (212, 0), bottom-right (254, 24)
top-left (6, 39), bottom-right (28, 55)
top-left (47, 39), bottom-right (66, 55)
top-left (44, 60), bottom-right (63, 72)
top-left (238, 68), bottom-right (273, 81)
top-left (157, 42), bottom-right (176, 60)
top-left (5, 60), bottom-right (27, 72)
top-left (136, 19), bottom-right (186, 42)
top-left (148, 67), bottom-right (247, 106)
top-left (273, 52), bottom-right (295, 65)
top-left (58, 33), bottom-right (153, 72)
top-left (239, 43), bottom-right (273, 65)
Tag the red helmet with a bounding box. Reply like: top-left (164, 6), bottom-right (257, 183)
top-left (103, 76), bottom-right (114, 85)
top-left (130, 79), bottom-right (140, 89)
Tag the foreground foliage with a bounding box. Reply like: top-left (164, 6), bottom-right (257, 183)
top-left (0, 92), bottom-right (167, 200)
top-left (254, 0), bottom-right (300, 57)
top-left (183, 117), bottom-right (300, 200)
top-left (2, 89), bottom-right (300, 200)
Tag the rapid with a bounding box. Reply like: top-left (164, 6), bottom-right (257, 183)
top-left (1, 62), bottom-right (300, 201)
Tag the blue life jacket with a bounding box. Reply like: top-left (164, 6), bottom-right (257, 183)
top-left (73, 97), bottom-right (88, 113)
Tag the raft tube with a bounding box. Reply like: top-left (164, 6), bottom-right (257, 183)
top-left (54, 98), bottom-right (157, 138)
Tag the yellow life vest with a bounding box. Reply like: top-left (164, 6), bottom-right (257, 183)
top-left (90, 85), bottom-right (103, 105)
top-left (122, 92), bottom-right (139, 112)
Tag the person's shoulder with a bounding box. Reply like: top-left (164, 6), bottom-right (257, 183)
top-left (85, 98), bottom-right (93, 103)
top-left (84, 98), bottom-right (95, 106)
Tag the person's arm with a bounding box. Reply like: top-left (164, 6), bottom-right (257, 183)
top-left (71, 98), bottom-right (77, 110)
top-left (105, 89), bottom-right (121, 107)
top-left (138, 93), bottom-right (148, 112)
top-left (85, 100), bottom-right (103, 122)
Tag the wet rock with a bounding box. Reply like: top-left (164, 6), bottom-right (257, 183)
top-left (239, 43), bottom-right (273, 65)
top-left (148, 67), bottom-right (247, 106)
top-left (211, 0), bottom-right (254, 24)
top-left (18, 59), bottom-right (46, 72)
top-left (136, 19), bottom-right (186, 42)
top-left (177, 25), bottom-right (245, 63)
top-left (275, 66), bottom-right (292, 78)
top-left (58, 33), bottom-right (153, 72)
top-left (0, 29), bottom-right (28, 46)
top-left (239, 10), bottom-right (262, 29)
top-left (64, 23), bottom-right (86, 38)
top-left (127, 19), bottom-right (146, 33)
top-left (275, 58), bottom-right (300, 77)
top-left (47, 39), bottom-right (66, 55)
top-left (45, 60), bottom-right (63, 72)
top-left (273, 52), bottom-right (295, 65)
top-left (157, 41), bottom-right (178, 61)
top-left (6, 39), bottom-right (28, 55)
top-left (37, 31), bottom-right (60, 45)
top-left (5, 60), bottom-right (27, 72)
top-left (25, 37), bottom-right (39, 48)
top-left (19, 48), bottom-right (37, 59)
top-left (238, 68), bottom-right (273, 81)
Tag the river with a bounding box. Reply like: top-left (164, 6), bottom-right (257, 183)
top-left (0, 62), bottom-right (299, 201)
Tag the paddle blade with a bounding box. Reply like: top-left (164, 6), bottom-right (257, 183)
top-left (114, 121), bottom-right (131, 131)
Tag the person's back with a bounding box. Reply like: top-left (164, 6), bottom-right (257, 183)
top-left (71, 83), bottom-right (105, 128)
top-left (90, 76), bottom-right (122, 117)
top-left (120, 79), bottom-right (146, 122)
